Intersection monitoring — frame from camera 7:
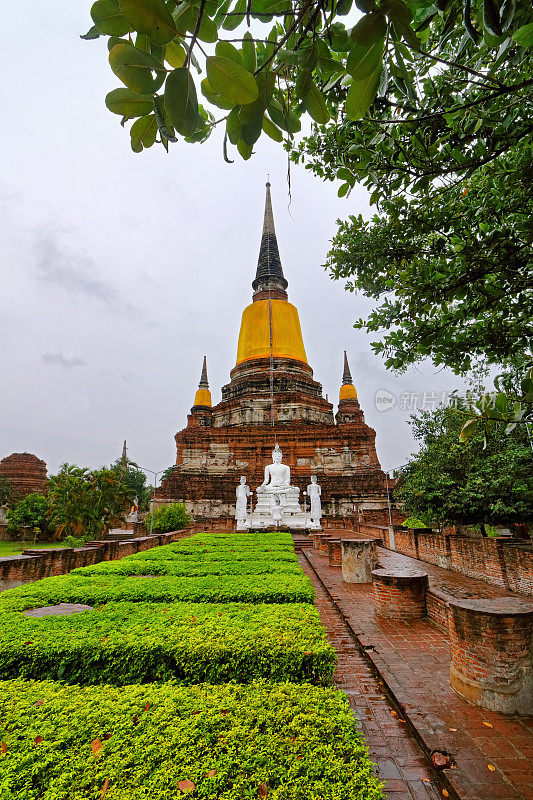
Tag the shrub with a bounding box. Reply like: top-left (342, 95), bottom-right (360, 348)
top-left (402, 517), bottom-right (429, 529)
top-left (0, 601), bottom-right (335, 686)
top-left (6, 494), bottom-right (51, 538)
top-left (130, 547), bottom-right (298, 563)
top-left (0, 572), bottom-right (315, 609)
top-left (0, 679), bottom-right (383, 800)
top-left (71, 560), bottom-right (303, 577)
top-left (146, 503), bottom-right (190, 533)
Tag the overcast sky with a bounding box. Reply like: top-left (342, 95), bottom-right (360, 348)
top-left (0, 2), bottom-right (469, 479)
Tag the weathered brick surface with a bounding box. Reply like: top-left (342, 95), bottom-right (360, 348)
top-left (372, 569), bottom-right (428, 620)
top-left (393, 528), bottom-right (419, 559)
top-left (327, 538), bottom-right (342, 566)
top-left (448, 598), bottom-right (533, 715)
top-left (0, 452), bottom-right (47, 498)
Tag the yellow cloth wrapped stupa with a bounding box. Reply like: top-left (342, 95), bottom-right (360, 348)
top-left (235, 182), bottom-right (308, 367)
top-left (193, 356), bottom-right (212, 408)
top-left (339, 350), bottom-right (358, 401)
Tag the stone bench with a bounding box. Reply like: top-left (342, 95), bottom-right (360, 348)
top-left (341, 538), bottom-right (381, 583)
top-left (448, 596), bottom-right (533, 715)
top-left (371, 568), bottom-right (428, 619)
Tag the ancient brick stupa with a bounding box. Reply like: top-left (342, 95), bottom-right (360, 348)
top-left (0, 453), bottom-right (48, 498)
top-left (159, 183), bottom-right (393, 525)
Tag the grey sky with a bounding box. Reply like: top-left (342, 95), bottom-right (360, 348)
top-left (0, 1), bottom-right (468, 478)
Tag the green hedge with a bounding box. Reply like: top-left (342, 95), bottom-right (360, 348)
top-left (183, 532), bottom-right (294, 546)
top-left (0, 572), bottom-right (315, 609)
top-left (0, 602), bottom-right (334, 686)
top-left (130, 547), bottom-right (298, 563)
top-left (71, 560), bottom-right (303, 577)
top-left (0, 679), bottom-right (383, 800)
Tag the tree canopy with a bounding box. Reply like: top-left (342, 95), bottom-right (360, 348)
top-left (396, 403), bottom-right (533, 531)
top-left (83, 0), bottom-right (532, 170)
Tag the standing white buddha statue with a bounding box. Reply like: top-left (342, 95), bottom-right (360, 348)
top-left (235, 476), bottom-right (251, 530)
top-left (307, 475), bottom-right (322, 529)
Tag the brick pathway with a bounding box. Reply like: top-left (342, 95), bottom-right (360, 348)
top-left (299, 554), bottom-right (442, 800)
top-left (303, 547), bottom-right (533, 800)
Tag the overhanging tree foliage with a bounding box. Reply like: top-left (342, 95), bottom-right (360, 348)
top-left (396, 404), bottom-right (533, 532)
top-left (82, 0), bottom-right (532, 170)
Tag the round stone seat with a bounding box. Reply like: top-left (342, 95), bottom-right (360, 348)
top-left (341, 538), bottom-right (380, 583)
top-left (327, 538), bottom-right (342, 567)
top-left (371, 568), bottom-right (428, 619)
top-left (448, 596), bottom-right (533, 715)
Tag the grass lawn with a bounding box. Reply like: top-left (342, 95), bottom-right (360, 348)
top-left (0, 541), bottom-right (66, 557)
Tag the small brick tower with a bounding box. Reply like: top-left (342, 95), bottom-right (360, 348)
top-left (159, 183), bottom-right (392, 525)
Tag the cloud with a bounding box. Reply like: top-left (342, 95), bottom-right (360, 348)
top-left (33, 230), bottom-right (134, 313)
top-left (42, 351), bottom-right (86, 369)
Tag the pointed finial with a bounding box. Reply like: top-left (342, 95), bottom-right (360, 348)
top-left (342, 351), bottom-right (353, 385)
top-left (121, 440), bottom-right (127, 465)
top-left (198, 355), bottom-right (209, 388)
top-left (253, 182), bottom-right (288, 292)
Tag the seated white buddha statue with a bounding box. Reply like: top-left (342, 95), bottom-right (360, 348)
top-left (257, 443), bottom-right (292, 495)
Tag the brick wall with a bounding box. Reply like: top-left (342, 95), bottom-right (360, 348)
top-left (393, 528), bottom-right (418, 559)
top-left (0, 527), bottom-right (200, 592)
top-left (503, 544), bottom-right (533, 595)
top-left (416, 531), bottom-right (452, 569)
top-left (425, 590), bottom-right (450, 632)
top-left (372, 571), bottom-right (428, 620)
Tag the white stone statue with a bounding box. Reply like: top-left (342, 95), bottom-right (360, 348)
top-left (307, 475), bottom-right (322, 529)
top-left (235, 476), bottom-right (251, 530)
top-left (257, 443), bottom-right (291, 495)
top-left (270, 495), bottom-right (283, 526)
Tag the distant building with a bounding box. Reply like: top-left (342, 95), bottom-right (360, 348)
top-left (0, 453), bottom-right (48, 498)
top-left (159, 183), bottom-right (396, 526)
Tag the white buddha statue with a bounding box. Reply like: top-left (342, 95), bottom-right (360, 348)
top-left (257, 443), bottom-right (291, 495)
top-left (235, 476), bottom-right (251, 530)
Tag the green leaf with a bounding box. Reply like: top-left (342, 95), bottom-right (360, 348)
top-left (242, 32), bottom-right (256, 72)
top-left (241, 114), bottom-right (263, 146)
top-left (345, 66), bottom-right (381, 120)
top-left (459, 418), bottom-right (479, 441)
top-left (346, 35), bottom-right (385, 79)
top-left (295, 69), bottom-right (313, 99)
top-left (226, 107), bottom-right (242, 144)
top-left (80, 25), bottom-right (101, 40)
top-left (303, 83), bottom-right (330, 123)
top-left (154, 94), bottom-right (177, 141)
top-left (338, 182), bottom-right (350, 197)
top-left (109, 42), bottom-right (166, 93)
top-left (237, 138), bottom-right (253, 160)
top-left (119, 0), bottom-right (177, 45)
top-left (267, 99), bottom-right (301, 133)
top-left (215, 41), bottom-right (244, 66)
top-left (262, 115), bottom-right (283, 142)
top-left (165, 40), bottom-right (186, 68)
top-left (130, 114), bottom-right (158, 150)
top-left (201, 77), bottom-right (234, 110)
top-left (105, 87), bottom-right (155, 116)
top-left (91, 0), bottom-right (131, 35)
top-left (164, 67), bottom-right (199, 136)
top-left (512, 22), bottom-right (533, 47)
top-left (206, 56), bottom-right (258, 105)
top-left (222, 0), bottom-right (246, 30)
top-left (350, 11), bottom-right (387, 43)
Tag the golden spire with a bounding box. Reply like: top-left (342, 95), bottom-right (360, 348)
top-left (339, 351), bottom-right (358, 401)
top-left (193, 356), bottom-right (212, 407)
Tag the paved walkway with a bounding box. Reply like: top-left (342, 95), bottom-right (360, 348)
top-left (299, 554), bottom-right (442, 800)
top-left (303, 547), bottom-right (533, 800)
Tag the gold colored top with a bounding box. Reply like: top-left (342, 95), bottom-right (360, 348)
top-left (339, 383), bottom-right (357, 401)
top-left (193, 387), bottom-right (212, 407)
top-left (236, 298), bottom-right (308, 365)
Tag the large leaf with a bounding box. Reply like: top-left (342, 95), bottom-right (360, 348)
top-left (226, 107), bottom-right (242, 144)
top-left (105, 87), bottom-right (155, 116)
top-left (201, 78), bottom-right (234, 110)
top-left (345, 66), bottom-right (382, 120)
top-left (347, 14), bottom-right (386, 79)
top-left (242, 32), bottom-right (256, 72)
top-left (215, 41), bottom-right (244, 66)
top-left (304, 83), bottom-right (330, 124)
top-left (206, 57), bottom-right (258, 105)
top-left (221, 0), bottom-right (246, 30)
top-left (262, 115), bottom-right (283, 142)
top-left (164, 67), bottom-right (199, 136)
top-left (130, 114), bottom-right (158, 150)
top-left (119, 0), bottom-right (177, 44)
top-left (239, 71), bottom-right (274, 122)
top-left (266, 99), bottom-right (301, 133)
top-left (154, 94), bottom-right (177, 141)
top-left (91, 0), bottom-right (131, 35)
top-left (165, 40), bottom-right (186, 68)
top-left (109, 43), bottom-right (165, 93)
top-left (513, 22), bottom-right (533, 47)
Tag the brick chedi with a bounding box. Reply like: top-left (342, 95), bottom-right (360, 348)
top-left (159, 183), bottom-right (393, 525)
top-left (0, 453), bottom-right (48, 498)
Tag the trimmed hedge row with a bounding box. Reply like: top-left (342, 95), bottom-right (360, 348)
top-left (71, 559), bottom-right (303, 577)
top-left (0, 679), bottom-right (383, 800)
top-left (129, 547), bottom-right (298, 563)
top-left (0, 601), bottom-right (335, 685)
top-left (0, 572), bottom-right (315, 609)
